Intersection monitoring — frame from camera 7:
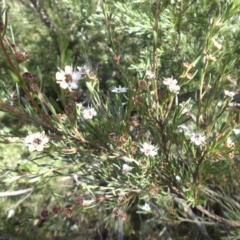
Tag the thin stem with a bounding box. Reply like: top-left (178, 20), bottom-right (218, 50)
top-left (152, 0), bottom-right (161, 103)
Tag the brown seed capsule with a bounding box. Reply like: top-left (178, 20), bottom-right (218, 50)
top-left (113, 55), bottom-right (120, 61)
top-left (65, 103), bottom-right (74, 114)
top-left (119, 212), bottom-right (127, 221)
top-left (52, 205), bottom-right (61, 214)
top-left (22, 72), bottom-right (33, 81)
top-left (15, 52), bottom-right (29, 62)
top-left (30, 84), bottom-right (39, 92)
top-left (40, 210), bottom-right (49, 219)
top-left (70, 91), bottom-right (80, 100)
top-left (88, 72), bottom-right (97, 80)
top-left (31, 74), bottom-right (39, 81)
top-left (108, 133), bottom-right (116, 140)
top-left (76, 197), bottom-right (83, 206)
top-left (64, 208), bottom-right (73, 218)
top-left (138, 80), bottom-right (148, 89)
top-left (112, 207), bottom-right (119, 216)
top-left (115, 140), bottom-right (123, 147)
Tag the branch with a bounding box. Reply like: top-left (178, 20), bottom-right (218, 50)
top-left (0, 188), bottom-right (33, 197)
top-left (175, 197), bottom-right (213, 240)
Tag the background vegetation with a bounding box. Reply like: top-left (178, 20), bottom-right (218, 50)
top-left (1, 0), bottom-right (240, 239)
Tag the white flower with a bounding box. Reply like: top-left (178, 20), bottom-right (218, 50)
top-left (212, 39), bottom-right (222, 50)
top-left (190, 132), bottom-right (206, 146)
top-left (142, 203), bottom-right (151, 211)
top-left (163, 77), bottom-right (178, 86)
top-left (73, 173), bottom-right (81, 186)
top-left (226, 137), bottom-right (235, 148)
top-left (111, 85), bottom-right (128, 93)
top-left (77, 64), bottom-right (91, 75)
top-left (23, 132), bottom-right (49, 151)
top-left (122, 164), bottom-right (132, 173)
top-left (82, 107), bottom-right (97, 119)
top-left (56, 65), bottom-right (82, 89)
top-left (217, 101), bottom-right (223, 107)
top-left (7, 209), bottom-right (15, 219)
top-left (169, 84), bottom-right (180, 94)
top-left (233, 128), bottom-right (240, 135)
top-left (70, 224), bottom-right (79, 231)
top-left (224, 90), bottom-right (235, 98)
top-left (163, 77), bottom-right (180, 94)
top-left (178, 124), bottom-right (191, 136)
top-left (175, 175), bottom-right (181, 181)
top-left (75, 102), bottom-right (83, 108)
top-left (146, 70), bottom-right (155, 79)
top-left (139, 142), bottom-right (158, 157)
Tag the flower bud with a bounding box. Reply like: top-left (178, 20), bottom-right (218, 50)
top-left (15, 52), bottom-right (29, 62)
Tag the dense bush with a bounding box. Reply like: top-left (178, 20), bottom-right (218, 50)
top-left (1, 0), bottom-right (240, 239)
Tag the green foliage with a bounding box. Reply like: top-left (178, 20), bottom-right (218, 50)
top-left (1, 0), bottom-right (240, 239)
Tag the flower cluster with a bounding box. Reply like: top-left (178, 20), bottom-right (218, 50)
top-left (163, 77), bottom-right (180, 94)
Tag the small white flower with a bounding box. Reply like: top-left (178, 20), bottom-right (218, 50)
top-left (70, 224), bottom-right (78, 231)
top-left (122, 164), bottom-right (132, 173)
top-left (226, 137), bottom-right (235, 148)
top-left (23, 132), bottom-right (49, 151)
top-left (175, 175), bottom-right (181, 181)
top-left (82, 107), bottom-right (97, 119)
top-left (77, 64), bottom-right (91, 75)
top-left (7, 209), bottom-right (15, 219)
top-left (212, 39), bottom-right (222, 50)
top-left (217, 101), bottom-right (223, 107)
top-left (139, 142), bottom-right (158, 157)
top-left (163, 77), bottom-right (178, 86)
top-left (178, 124), bottom-right (191, 136)
top-left (56, 65), bottom-right (82, 89)
top-left (111, 85), bottom-right (128, 93)
top-left (75, 102), bottom-right (83, 108)
top-left (72, 174), bottom-right (81, 186)
top-left (233, 128), bottom-right (240, 135)
top-left (190, 132), bottom-right (206, 146)
top-left (142, 203), bottom-right (151, 211)
top-left (146, 70), bottom-right (155, 79)
top-left (169, 84), bottom-right (180, 94)
top-left (224, 90), bottom-right (235, 98)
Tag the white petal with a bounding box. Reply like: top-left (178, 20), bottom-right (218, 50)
top-left (64, 65), bottom-right (73, 74)
top-left (36, 145), bottom-right (44, 151)
top-left (29, 145), bottom-right (35, 151)
top-left (56, 71), bottom-right (64, 81)
top-left (71, 82), bottom-right (79, 89)
top-left (72, 72), bottom-right (82, 81)
top-left (60, 82), bottom-right (68, 89)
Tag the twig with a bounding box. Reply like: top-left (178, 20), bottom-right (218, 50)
top-left (0, 187), bottom-right (33, 197)
top-left (118, 218), bottom-right (124, 240)
top-left (149, 201), bottom-right (173, 240)
top-left (175, 197), bottom-right (213, 240)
